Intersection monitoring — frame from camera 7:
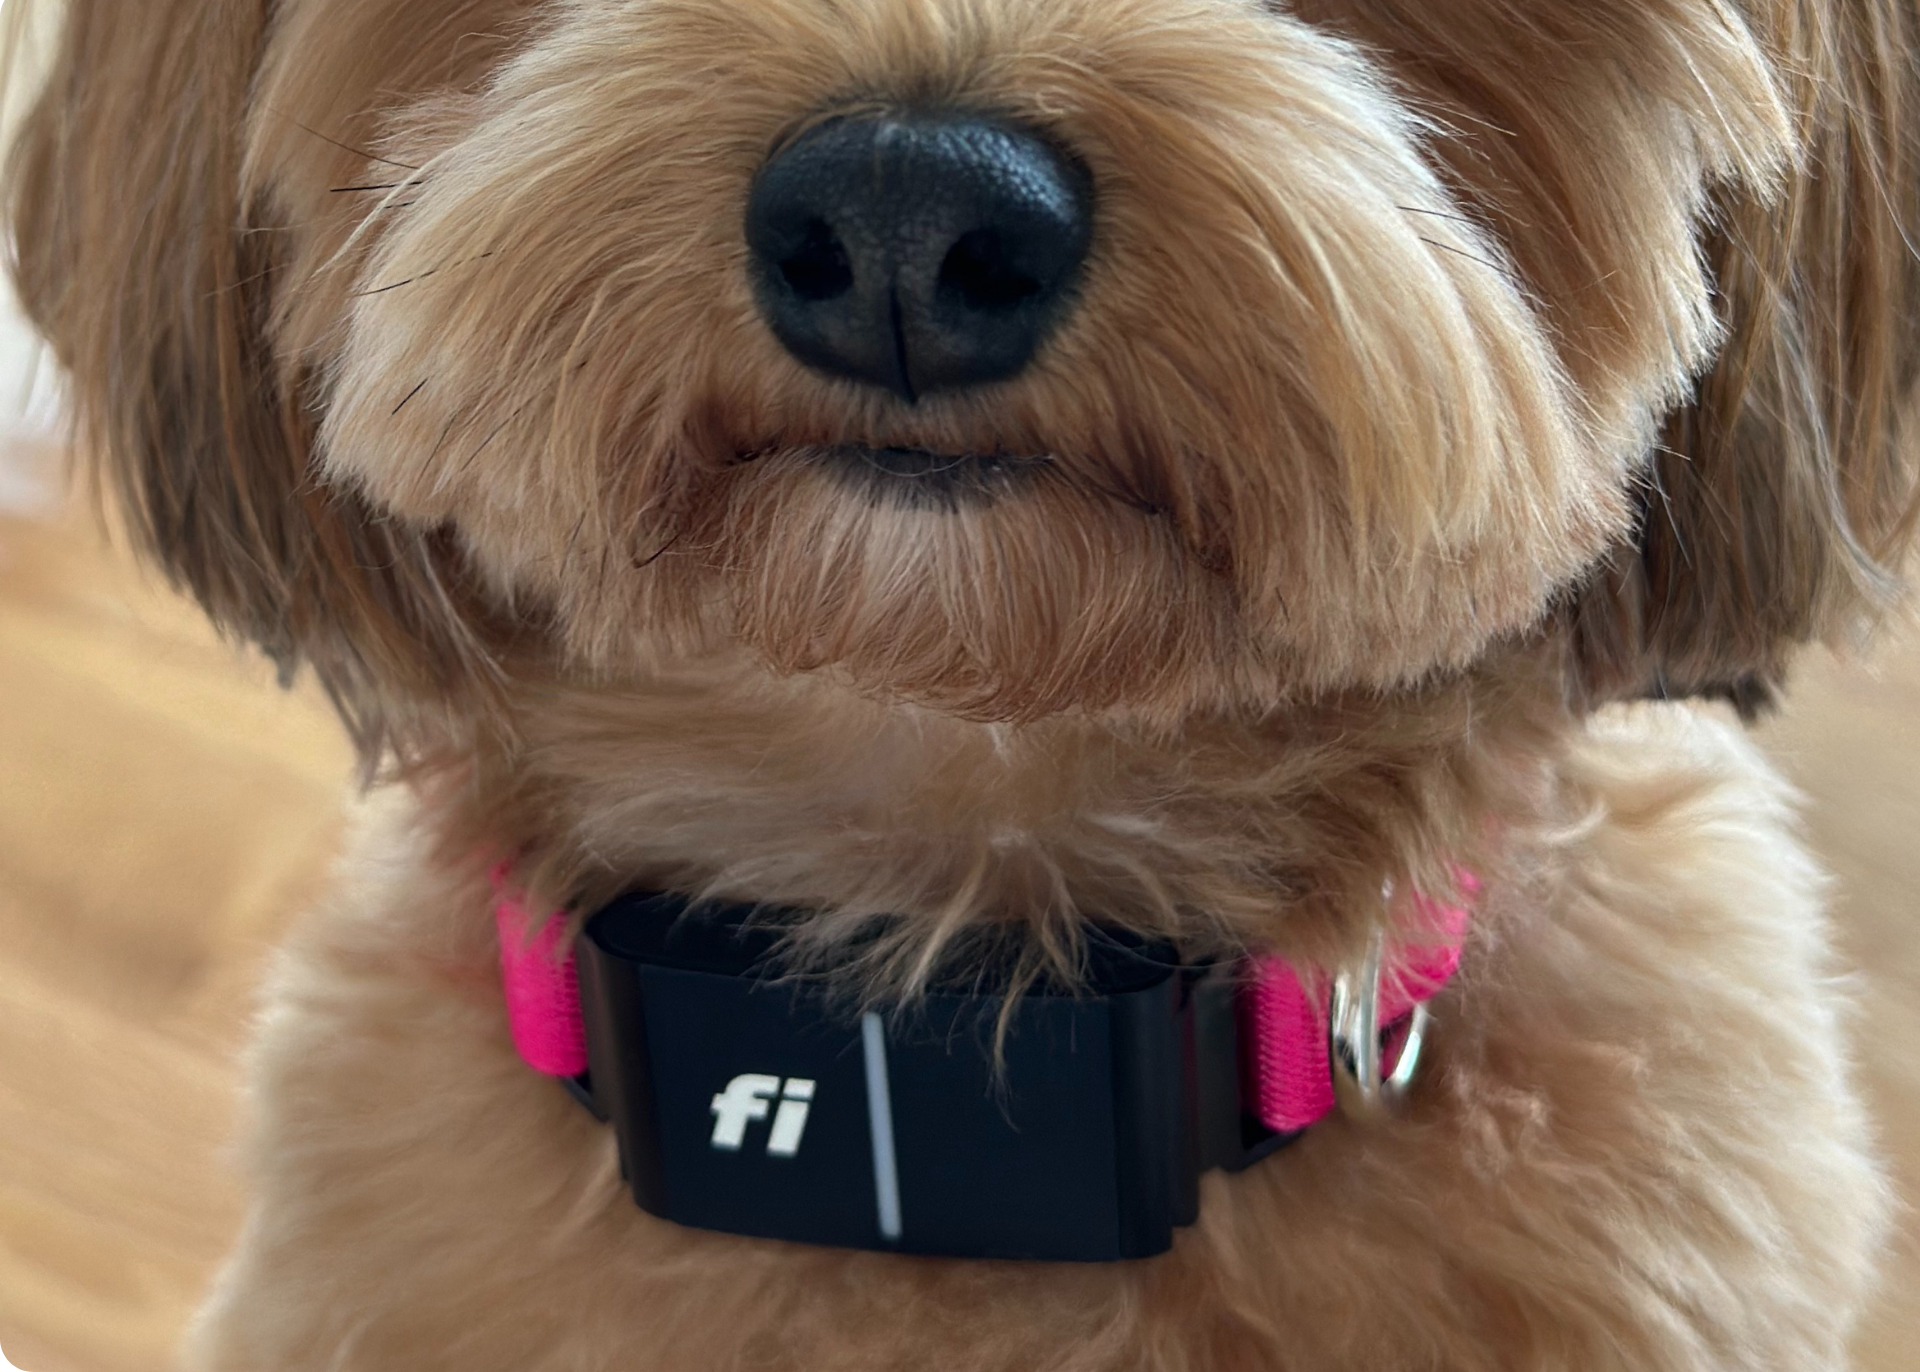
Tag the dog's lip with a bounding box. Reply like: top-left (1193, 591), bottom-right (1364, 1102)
top-left (737, 443), bottom-right (1054, 502)
top-left (823, 445), bottom-right (1051, 479)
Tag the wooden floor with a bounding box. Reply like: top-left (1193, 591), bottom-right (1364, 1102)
top-left (0, 459), bottom-right (1916, 1370)
top-left (0, 460), bottom-right (353, 1372)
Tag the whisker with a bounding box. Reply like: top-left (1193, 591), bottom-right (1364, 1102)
top-left (1397, 204), bottom-right (1480, 228)
top-left (354, 272), bottom-right (428, 297)
top-left (285, 118), bottom-right (420, 171)
top-left (351, 252), bottom-right (495, 299)
top-left (424, 415), bottom-right (463, 482)
top-left (634, 526), bottom-right (685, 569)
top-left (391, 380), bottom-right (429, 416)
top-left (457, 413), bottom-right (519, 476)
top-left (1417, 237), bottom-right (1504, 272)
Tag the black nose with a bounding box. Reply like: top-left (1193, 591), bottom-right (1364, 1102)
top-left (745, 112), bottom-right (1093, 402)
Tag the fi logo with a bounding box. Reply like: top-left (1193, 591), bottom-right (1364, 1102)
top-left (709, 1074), bottom-right (816, 1157)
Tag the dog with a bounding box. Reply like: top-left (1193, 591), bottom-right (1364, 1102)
top-left (8, 0), bottom-right (1920, 1366)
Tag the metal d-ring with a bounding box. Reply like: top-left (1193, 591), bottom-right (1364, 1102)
top-left (1329, 924), bottom-right (1432, 1123)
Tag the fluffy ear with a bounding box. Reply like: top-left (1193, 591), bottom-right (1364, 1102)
top-left (1566, 0), bottom-right (1920, 714)
top-left (3, 0), bottom-right (496, 757)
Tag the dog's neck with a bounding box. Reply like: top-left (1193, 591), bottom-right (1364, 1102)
top-left (426, 647), bottom-right (1561, 974)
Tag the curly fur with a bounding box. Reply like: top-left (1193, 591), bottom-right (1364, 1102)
top-left (187, 708), bottom-right (1887, 1370)
top-left (5, 0), bottom-right (1918, 1366)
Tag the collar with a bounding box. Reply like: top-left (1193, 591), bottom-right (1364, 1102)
top-left (492, 871), bottom-right (1472, 1261)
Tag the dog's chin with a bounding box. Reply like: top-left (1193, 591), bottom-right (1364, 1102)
top-left (756, 443), bottom-right (1055, 509)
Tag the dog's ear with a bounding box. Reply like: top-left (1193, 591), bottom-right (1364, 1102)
top-left (1566, 3), bottom-right (1920, 714)
top-left (4, 0), bottom-right (496, 757)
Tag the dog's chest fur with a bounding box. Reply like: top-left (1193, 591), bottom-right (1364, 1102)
top-left (440, 653), bottom-right (1555, 982)
top-left (187, 703), bottom-right (1884, 1371)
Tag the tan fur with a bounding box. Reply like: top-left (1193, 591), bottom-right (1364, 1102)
top-left (5, 0), bottom-right (1919, 1366)
top-left (187, 707), bottom-right (1886, 1371)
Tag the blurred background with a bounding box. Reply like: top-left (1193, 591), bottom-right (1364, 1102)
top-left (0, 211), bottom-right (1916, 1372)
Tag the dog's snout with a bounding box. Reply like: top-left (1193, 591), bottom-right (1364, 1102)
top-left (745, 112), bottom-right (1093, 402)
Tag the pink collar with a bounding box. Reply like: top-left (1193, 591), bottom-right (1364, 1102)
top-left (491, 873), bottom-right (1473, 1136)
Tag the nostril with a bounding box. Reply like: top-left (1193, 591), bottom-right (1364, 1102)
top-left (938, 229), bottom-right (1043, 313)
top-left (746, 110), bottom-right (1093, 399)
top-left (778, 219), bottom-right (854, 302)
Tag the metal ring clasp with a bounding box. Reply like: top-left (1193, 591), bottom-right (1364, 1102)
top-left (1329, 927), bottom-right (1431, 1123)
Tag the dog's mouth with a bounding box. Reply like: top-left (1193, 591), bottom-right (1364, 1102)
top-left (746, 444), bottom-right (1053, 508)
